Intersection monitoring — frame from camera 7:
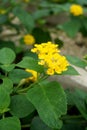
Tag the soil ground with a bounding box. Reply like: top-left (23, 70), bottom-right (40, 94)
top-left (50, 29), bottom-right (87, 58)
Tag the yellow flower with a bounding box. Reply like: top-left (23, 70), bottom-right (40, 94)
top-left (46, 68), bottom-right (54, 75)
top-left (0, 9), bottom-right (6, 14)
top-left (70, 4), bottom-right (83, 16)
top-left (31, 41), bottom-right (69, 75)
top-left (25, 69), bottom-right (38, 82)
top-left (23, 34), bottom-right (35, 45)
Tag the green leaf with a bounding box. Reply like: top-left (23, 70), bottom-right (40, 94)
top-left (0, 77), bottom-right (13, 94)
top-left (32, 9), bottom-right (50, 20)
top-left (0, 0), bottom-right (8, 4)
top-left (30, 116), bottom-right (52, 130)
top-left (46, 4), bottom-right (70, 14)
top-left (65, 89), bottom-right (74, 106)
top-left (13, 7), bottom-right (35, 33)
top-left (10, 94), bottom-right (35, 118)
top-left (0, 47), bottom-right (16, 64)
top-left (32, 27), bottom-right (51, 44)
top-left (58, 19), bottom-right (80, 37)
top-left (0, 87), bottom-right (10, 113)
top-left (61, 66), bottom-right (79, 75)
top-left (9, 68), bottom-right (32, 84)
top-left (66, 55), bottom-right (87, 68)
top-left (79, 17), bottom-right (87, 36)
top-left (76, 0), bottom-right (87, 5)
top-left (17, 57), bottom-right (44, 73)
top-left (62, 121), bottom-right (85, 130)
top-left (0, 117), bottom-right (21, 130)
top-left (24, 50), bottom-right (38, 59)
top-left (75, 88), bottom-right (87, 99)
top-left (71, 89), bottom-right (87, 120)
top-left (0, 40), bottom-right (16, 52)
top-left (27, 81), bottom-right (67, 129)
top-left (0, 15), bottom-right (7, 24)
top-left (0, 64), bottom-right (15, 72)
top-left (54, 38), bottom-right (64, 49)
top-left (82, 17), bottom-right (87, 30)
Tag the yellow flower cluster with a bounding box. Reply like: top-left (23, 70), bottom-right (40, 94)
top-left (0, 9), bottom-right (6, 14)
top-left (31, 41), bottom-right (69, 75)
top-left (23, 34), bottom-right (35, 45)
top-left (25, 69), bottom-right (38, 82)
top-left (70, 4), bottom-right (83, 16)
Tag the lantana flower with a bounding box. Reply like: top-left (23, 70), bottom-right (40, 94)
top-left (70, 4), bottom-right (83, 16)
top-left (31, 41), bottom-right (69, 75)
top-left (23, 34), bottom-right (35, 45)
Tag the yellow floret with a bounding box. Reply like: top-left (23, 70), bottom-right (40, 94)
top-left (25, 69), bottom-right (38, 82)
top-left (23, 34), bottom-right (35, 45)
top-left (70, 4), bottom-right (83, 16)
top-left (46, 68), bottom-right (55, 75)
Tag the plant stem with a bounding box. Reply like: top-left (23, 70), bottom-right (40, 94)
top-left (2, 113), bottom-right (5, 119)
top-left (61, 115), bottom-right (83, 120)
top-left (21, 124), bottom-right (30, 128)
top-left (61, 115), bottom-right (87, 124)
top-left (16, 81), bottom-right (37, 93)
top-left (5, 72), bottom-right (8, 77)
top-left (16, 75), bottom-right (48, 93)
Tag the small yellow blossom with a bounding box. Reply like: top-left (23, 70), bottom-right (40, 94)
top-left (46, 68), bottom-right (54, 75)
top-left (0, 9), bottom-right (6, 14)
top-left (70, 4), bottom-right (83, 16)
top-left (25, 69), bottom-right (38, 82)
top-left (31, 41), bottom-right (69, 75)
top-left (23, 34), bottom-right (35, 45)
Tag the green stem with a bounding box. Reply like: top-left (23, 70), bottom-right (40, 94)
top-left (16, 75), bottom-right (48, 94)
top-left (39, 75), bottom-right (49, 81)
top-left (5, 72), bottom-right (8, 77)
top-left (21, 124), bottom-right (30, 128)
top-left (61, 115), bottom-right (87, 124)
top-left (64, 120), bottom-right (87, 124)
top-left (61, 115), bottom-right (83, 120)
top-left (2, 113), bottom-right (5, 119)
top-left (16, 87), bottom-right (29, 93)
top-left (14, 79), bottom-right (26, 92)
top-left (16, 81), bottom-right (37, 93)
